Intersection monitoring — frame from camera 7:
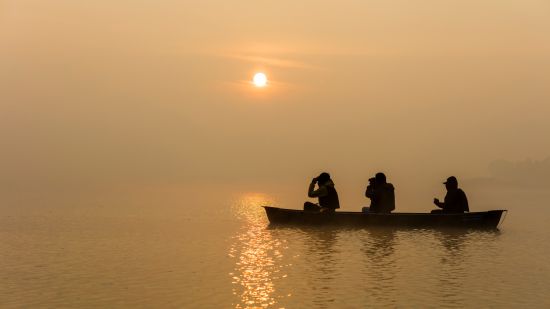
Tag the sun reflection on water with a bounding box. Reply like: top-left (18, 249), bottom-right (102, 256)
top-left (229, 193), bottom-right (288, 308)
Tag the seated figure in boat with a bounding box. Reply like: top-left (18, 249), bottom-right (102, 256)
top-left (364, 172), bottom-right (395, 214)
top-left (432, 176), bottom-right (469, 213)
top-left (304, 172), bottom-right (340, 212)
top-left (362, 177), bottom-right (376, 213)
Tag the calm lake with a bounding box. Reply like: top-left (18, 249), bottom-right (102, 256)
top-left (1, 184), bottom-right (549, 308)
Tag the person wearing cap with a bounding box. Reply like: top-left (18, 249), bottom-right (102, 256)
top-left (432, 176), bottom-right (469, 213)
top-left (365, 172), bottom-right (395, 214)
top-left (304, 172), bottom-right (340, 212)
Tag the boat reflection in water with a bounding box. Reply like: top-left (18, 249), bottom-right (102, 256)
top-left (432, 229), bottom-right (501, 305)
top-left (295, 228), bottom-right (340, 309)
top-left (229, 193), bottom-right (289, 308)
top-left (359, 228), bottom-right (398, 305)
top-left (229, 199), bottom-right (506, 308)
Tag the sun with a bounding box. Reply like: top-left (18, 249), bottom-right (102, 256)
top-left (252, 72), bottom-right (268, 87)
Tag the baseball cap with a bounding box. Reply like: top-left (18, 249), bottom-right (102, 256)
top-left (443, 176), bottom-right (458, 185)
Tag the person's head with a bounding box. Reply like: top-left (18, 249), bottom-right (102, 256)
top-left (375, 172), bottom-right (386, 184)
top-left (444, 176), bottom-right (458, 190)
top-left (317, 172), bottom-right (331, 184)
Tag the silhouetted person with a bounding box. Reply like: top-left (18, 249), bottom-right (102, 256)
top-left (365, 172), bottom-right (395, 213)
top-left (432, 176), bottom-right (469, 213)
top-left (304, 172), bottom-right (340, 212)
top-left (362, 177), bottom-right (376, 213)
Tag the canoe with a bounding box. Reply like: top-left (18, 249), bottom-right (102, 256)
top-left (263, 206), bottom-right (507, 229)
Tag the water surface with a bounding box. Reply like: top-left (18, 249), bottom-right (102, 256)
top-left (1, 186), bottom-right (549, 308)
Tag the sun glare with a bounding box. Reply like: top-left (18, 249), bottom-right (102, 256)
top-left (252, 72), bottom-right (268, 87)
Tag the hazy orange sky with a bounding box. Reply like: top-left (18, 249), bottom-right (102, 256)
top-left (1, 0), bottom-right (549, 194)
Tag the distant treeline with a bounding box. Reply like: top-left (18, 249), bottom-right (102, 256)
top-left (486, 157), bottom-right (550, 187)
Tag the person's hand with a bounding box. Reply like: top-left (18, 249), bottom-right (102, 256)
top-left (433, 198), bottom-right (440, 205)
top-left (311, 177), bottom-right (318, 183)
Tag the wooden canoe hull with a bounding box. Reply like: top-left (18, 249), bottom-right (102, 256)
top-left (263, 206), bottom-right (507, 229)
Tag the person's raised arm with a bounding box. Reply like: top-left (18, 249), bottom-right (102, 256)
top-left (366, 185), bottom-right (374, 198)
top-left (308, 178), bottom-right (318, 197)
top-left (309, 178), bottom-right (329, 198)
top-left (433, 198), bottom-right (444, 208)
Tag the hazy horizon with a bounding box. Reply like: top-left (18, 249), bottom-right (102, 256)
top-left (2, 0), bottom-right (550, 196)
